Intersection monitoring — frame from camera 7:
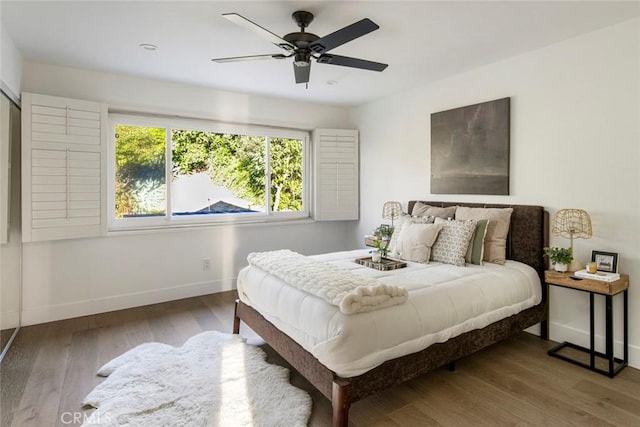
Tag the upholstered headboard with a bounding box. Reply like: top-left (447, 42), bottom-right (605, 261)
top-left (408, 201), bottom-right (549, 281)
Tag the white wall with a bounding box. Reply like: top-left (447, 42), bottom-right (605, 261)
top-left (20, 62), bottom-right (354, 325)
top-left (22, 62), bottom-right (347, 130)
top-left (350, 18), bottom-right (640, 368)
top-left (0, 23), bottom-right (22, 100)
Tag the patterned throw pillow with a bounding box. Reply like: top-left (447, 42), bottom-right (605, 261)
top-left (431, 217), bottom-right (477, 267)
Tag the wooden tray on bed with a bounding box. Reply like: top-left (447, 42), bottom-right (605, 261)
top-left (355, 256), bottom-right (407, 271)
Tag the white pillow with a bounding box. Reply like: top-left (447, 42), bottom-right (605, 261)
top-left (431, 218), bottom-right (477, 267)
top-left (388, 214), bottom-right (435, 257)
top-left (387, 213), bottom-right (409, 256)
top-left (396, 223), bottom-right (443, 263)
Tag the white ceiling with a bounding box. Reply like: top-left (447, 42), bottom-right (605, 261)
top-left (2, 1), bottom-right (639, 107)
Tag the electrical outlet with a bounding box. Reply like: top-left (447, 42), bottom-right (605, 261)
top-left (202, 259), bottom-right (211, 271)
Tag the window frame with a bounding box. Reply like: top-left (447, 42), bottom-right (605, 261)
top-left (108, 113), bottom-right (310, 231)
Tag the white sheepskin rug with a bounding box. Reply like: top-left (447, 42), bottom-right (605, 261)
top-left (81, 331), bottom-right (312, 427)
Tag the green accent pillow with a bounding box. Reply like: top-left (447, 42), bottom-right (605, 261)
top-left (465, 219), bottom-right (489, 265)
top-left (455, 207), bottom-right (513, 265)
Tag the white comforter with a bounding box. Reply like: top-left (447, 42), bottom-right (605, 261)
top-left (237, 249), bottom-right (542, 377)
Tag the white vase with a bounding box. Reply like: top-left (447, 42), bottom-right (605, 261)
top-left (554, 263), bottom-right (568, 272)
top-left (371, 251), bottom-right (382, 262)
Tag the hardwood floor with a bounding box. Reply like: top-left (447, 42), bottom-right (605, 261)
top-left (2, 291), bottom-right (639, 427)
top-left (1, 328), bottom-right (17, 352)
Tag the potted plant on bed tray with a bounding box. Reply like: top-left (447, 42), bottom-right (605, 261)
top-left (372, 239), bottom-right (390, 263)
top-left (544, 247), bottom-right (573, 272)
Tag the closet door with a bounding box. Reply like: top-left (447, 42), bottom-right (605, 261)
top-left (313, 128), bottom-right (359, 221)
top-left (22, 93), bottom-right (107, 242)
top-left (0, 95), bottom-right (10, 244)
top-left (0, 90), bottom-right (21, 362)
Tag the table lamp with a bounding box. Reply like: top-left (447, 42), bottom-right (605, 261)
top-left (382, 201), bottom-right (402, 229)
top-left (551, 208), bottom-right (592, 271)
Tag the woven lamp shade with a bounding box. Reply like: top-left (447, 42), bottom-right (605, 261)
top-left (382, 201), bottom-right (402, 220)
top-left (551, 209), bottom-right (592, 239)
top-left (382, 201), bottom-right (402, 229)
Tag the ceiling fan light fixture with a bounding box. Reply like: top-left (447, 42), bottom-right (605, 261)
top-left (294, 52), bottom-right (310, 67)
top-left (214, 11), bottom-right (388, 84)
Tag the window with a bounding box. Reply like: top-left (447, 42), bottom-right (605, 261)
top-left (110, 114), bottom-right (308, 229)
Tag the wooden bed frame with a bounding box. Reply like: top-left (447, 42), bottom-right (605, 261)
top-left (233, 201), bottom-right (549, 426)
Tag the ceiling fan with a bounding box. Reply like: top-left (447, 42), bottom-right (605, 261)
top-left (211, 11), bottom-right (388, 85)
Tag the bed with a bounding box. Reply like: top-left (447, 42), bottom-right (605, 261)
top-left (233, 201), bottom-right (548, 426)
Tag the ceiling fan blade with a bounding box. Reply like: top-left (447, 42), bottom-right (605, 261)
top-left (212, 53), bottom-right (289, 63)
top-left (316, 54), bottom-right (388, 71)
top-left (293, 63), bottom-right (311, 84)
top-left (222, 13), bottom-right (295, 51)
top-left (309, 18), bottom-right (379, 54)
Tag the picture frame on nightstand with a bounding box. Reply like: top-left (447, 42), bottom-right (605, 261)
top-left (591, 250), bottom-right (618, 273)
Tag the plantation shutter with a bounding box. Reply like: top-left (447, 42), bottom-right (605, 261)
top-left (313, 128), bottom-right (359, 220)
top-left (22, 93), bottom-right (107, 242)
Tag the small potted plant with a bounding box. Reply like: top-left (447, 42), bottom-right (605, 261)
top-left (374, 224), bottom-right (393, 241)
top-left (372, 239), bottom-right (390, 262)
top-left (544, 247), bottom-right (573, 272)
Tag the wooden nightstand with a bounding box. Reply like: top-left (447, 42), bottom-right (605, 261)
top-left (545, 270), bottom-right (629, 377)
top-left (364, 236), bottom-right (389, 248)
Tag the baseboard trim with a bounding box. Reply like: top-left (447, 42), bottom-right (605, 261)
top-left (547, 321), bottom-right (639, 370)
top-left (21, 278), bottom-right (236, 326)
top-left (1, 310), bottom-right (20, 329)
